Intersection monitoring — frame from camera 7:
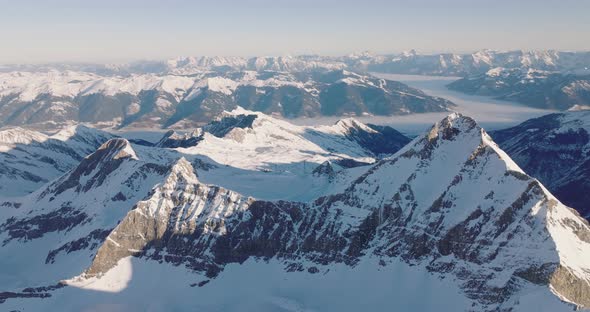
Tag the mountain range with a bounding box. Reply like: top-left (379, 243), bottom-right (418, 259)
top-left (3, 50), bottom-right (590, 77)
top-left (0, 109), bottom-right (411, 199)
top-left (0, 70), bottom-right (454, 130)
top-left (359, 50), bottom-right (590, 76)
top-left (448, 68), bottom-right (590, 110)
top-left (3, 50), bottom-right (590, 131)
top-left (0, 110), bottom-right (589, 311)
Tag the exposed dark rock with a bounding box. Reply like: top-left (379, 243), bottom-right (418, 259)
top-left (45, 229), bottom-right (112, 264)
top-left (312, 161), bottom-right (336, 181)
top-left (155, 130), bottom-right (203, 148)
top-left (203, 114), bottom-right (258, 138)
top-left (40, 138), bottom-right (136, 197)
top-left (0, 283), bottom-right (66, 304)
top-left (1, 206), bottom-right (89, 244)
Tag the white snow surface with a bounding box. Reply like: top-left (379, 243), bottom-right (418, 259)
top-left (178, 108), bottom-right (376, 171)
top-left (0, 70), bottom-right (311, 103)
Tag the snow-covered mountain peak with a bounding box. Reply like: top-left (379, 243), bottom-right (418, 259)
top-left (218, 109), bottom-right (377, 138)
top-left (347, 50), bottom-right (377, 59)
top-left (197, 76), bottom-right (238, 95)
top-left (175, 109), bottom-right (392, 170)
top-left (50, 124), bottom-right (113, 143)
top-left (223, 106), bottom-right (256, 117)
top-left (95, 138), bottom-right (138, 161)
top-left (334, 117), bottom-right (377, 134)
top-left (426, 112), bottom-right (478, 142)
top-left (0, 125), bottom-right (116, 196)
top-left (485, 67), bottom-right (505, 77)
top-left (419, 113), bottom-right (525, 173)
top-left (0, 126), bottom-right (49, 147)
top-left (51, 124), bottom-right (92, 140)
top-left (401, 49), bottom-right (418, 58)
top-left (161, 157), bottom-right (199, 190)
top-left (328, 113), bottom-right (590, 308)
top-left (31, 138), bottom-right (144, 203)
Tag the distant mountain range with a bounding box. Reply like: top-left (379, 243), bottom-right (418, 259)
top-left (448, 68), bottom-right (590, 110)
top-left (3, 50), bottom-right (589, 77)
top-left (0, 70), bottom-right (454, 130)
top-left (2, 50), bottom-right (589, 129)
top-left (360, 50), bottom-right (590, 76)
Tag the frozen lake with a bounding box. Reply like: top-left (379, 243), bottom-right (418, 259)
top-left (291, 73), bottom-right (556, 136)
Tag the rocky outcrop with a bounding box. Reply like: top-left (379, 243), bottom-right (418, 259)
top-left (85, 158), bottom-right (354, 278)
top-left (155, 129), bottom-right (204, 148)
top-left (203, 113), bottom-right (258, 138)
top-left (312, 161), bottom-right (337, 181)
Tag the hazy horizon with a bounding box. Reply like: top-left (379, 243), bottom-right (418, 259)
top-left (4, 48), bottom-right (590, 67)
top-left (1, 0), bottom-right (589, 64)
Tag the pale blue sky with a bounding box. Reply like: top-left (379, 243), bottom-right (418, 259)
top-left (1, 0), bottom-right (589, 63)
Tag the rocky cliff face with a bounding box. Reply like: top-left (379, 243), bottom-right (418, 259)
top-left (0, 138), bottom-right (171, 291)
top-left (155, 129), bottom-right (203, 148)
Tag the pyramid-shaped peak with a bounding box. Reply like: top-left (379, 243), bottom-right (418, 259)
top-left (312, 160), bottom-right (337, 179)
top-left (38, 138), bottom-right (138, 198)
top-left (394, 112), bottom-right (524, 175)
top-left (334, 118), bottom-right (374, 132)
top-left (163, 157), bottom-right (199, 188)
top-left (426, 113), bottom-right (479, 142)
top-left (440, 112), bottom-right (478, 130)
top-left (94, 138), bottom-right (138, 161)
